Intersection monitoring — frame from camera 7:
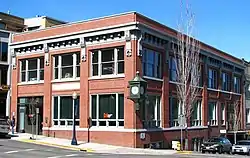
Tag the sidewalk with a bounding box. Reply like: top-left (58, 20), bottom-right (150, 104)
top-left (10, 133), bottom-right (178, 155)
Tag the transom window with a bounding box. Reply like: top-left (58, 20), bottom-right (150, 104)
top-left (20, 57), bottom-right (44, 82)
top-left (142, 48), bottom-right (162, 78)
top-left (53, 96), bottom-right (80, 127)
top-left (234, 76), bottom-right (241, 93)
top-left (91, 93), bottom-right (124, 127)
top-left (222, 72), bottom-right (230, 91)
top-left (53, 52), bottom-right (80, 80)
top-left (141, 95), bottom-right (161, 128)
top-left (91, 47), bottom-right (124, 77)
top-left (208, 68), bottom-right (217, 89)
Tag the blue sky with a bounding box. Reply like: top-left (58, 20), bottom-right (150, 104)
top-left (1, 0), bottom-right (249, 60)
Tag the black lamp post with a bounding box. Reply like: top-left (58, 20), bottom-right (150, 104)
top-left (71, 92), bottom-right (78, 145)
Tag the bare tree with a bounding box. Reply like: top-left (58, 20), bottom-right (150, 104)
top-left (173, 0), bottom-right (200, 150)
top-left (229, 100), bottom-right (241, 145)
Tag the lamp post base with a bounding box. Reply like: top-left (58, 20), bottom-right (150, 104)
top-left (71, 138), bottom-right (78, 145)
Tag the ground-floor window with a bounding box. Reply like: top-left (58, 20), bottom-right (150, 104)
top-left (53, 96), bottom-right (80, 127)
top-left (169, 97), bottom-right (181, 127)
top-left (247, 108), bottom-right (250, 124)
top-left (90, 93), bottom-right (124, 127)
top-left (191, 100), bottom-right (202, 126)
top-left (208, 101), bottom-right (217, 126)
top-left (221, 103), bottom-right (226, 125)
top-left (141, 95), bottom-right (161, 128)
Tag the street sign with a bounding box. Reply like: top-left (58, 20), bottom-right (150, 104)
top-left (178, 114), bottom-right (186, 126)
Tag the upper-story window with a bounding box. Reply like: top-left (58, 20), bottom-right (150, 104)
top-left (234, 76), bottom-right (240, 93)
top-left (20, 57), bottom-right (44, 83)
top-left (0, 42), bottom-right (8, 62)
top-left (208, 68), bottom-right (217, 89)
top-left (91, 47), bottom-right (124, 77)
top-left (222, 72), bottom-right (230, 91)
top-left (53, 52), bottom-right (80, 80)
top-left (142, 48), bottom-right (162, 79)
top-left (169, 57), bottom-right (177, 82)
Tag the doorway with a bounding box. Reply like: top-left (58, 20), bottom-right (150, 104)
top-left (17, 97), bottom-right (43, 134)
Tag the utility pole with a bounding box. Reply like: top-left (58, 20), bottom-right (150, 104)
top-left (36, 108), bottom-right (39, 139)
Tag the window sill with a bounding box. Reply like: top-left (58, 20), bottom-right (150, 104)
top-left (143, 76), bottom-right (163, 82)
top-left (18, 81), bottom-right (44, 85)
top-left (89, 74), bottom-right (125, 80)
top-left (51, 78), bottom-right (80, 83)
top-left (208, 88), bottom-right (242, 95)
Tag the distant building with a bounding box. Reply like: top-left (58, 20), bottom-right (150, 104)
top-left (244, 60), bottom-right (250, 133)
top-left (0, 12), bottom-right (25, 32)
top-left (0, 12), bottom-right (25, 117)
top-left (0, 11), bottom-right (65, 118)
top-left (24, 16), bottom-right (66, 31)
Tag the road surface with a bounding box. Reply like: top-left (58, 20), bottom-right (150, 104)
top-left (0, 136), bottom-right (247, 158)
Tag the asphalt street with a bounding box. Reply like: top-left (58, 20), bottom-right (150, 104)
top-left (0, 136), bottom-right (248, 158)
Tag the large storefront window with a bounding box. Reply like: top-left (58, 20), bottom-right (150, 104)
top-left (53, 96), bottom-right (80, 127)
top-left (142, 48), bottom-right (162, 79)
top-left (53, 52), bottom-right (80, 80)
top-left (91, 93), bottom-right (124, 127)
top-left (141, 95), bottom-right (161, 128)
top-left (20, 57), bottom-right (44, 82)
top-left (91, 47), bottom-right (124, 77)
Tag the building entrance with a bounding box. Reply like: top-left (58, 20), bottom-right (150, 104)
top-left (17, 97), bottom-right (43, 135)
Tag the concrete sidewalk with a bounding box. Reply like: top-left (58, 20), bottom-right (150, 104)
top-left (9, 133), bottom-right (178, 155)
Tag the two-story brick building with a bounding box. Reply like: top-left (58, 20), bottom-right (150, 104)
top-left (9, 12), bottom-right (246, 149)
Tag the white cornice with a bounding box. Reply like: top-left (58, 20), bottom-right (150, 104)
top-left (10, 22), bottom-right (138, 47)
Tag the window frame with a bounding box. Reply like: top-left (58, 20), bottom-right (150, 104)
top-left (142, 48), bottom-right (162, 79)
top-left (191, 100), bottom-right (202, 126)
top-left (221, 103), bottom-right (226, 125)
top-left (247, 108), bottom-right (250, 124)
top-left (142, 95), bottom-right (161, 128)
top-left (222, 72), bottom-right (231, 91)
top-left (0, 42), bottom-right (8, 62)
top-left (208, 68), bottom-right (217, 89)
top-left (90, 47), bottom-right (124, 78)
top-left (53, 52), bottom-right (80, 80)
top-left (234, 76), bottom-right (241, 93)
top-left (19, 57), bottom-right (44, 83)
top-left (52, 95), bottom-right (80, 127)
top-left (90, 93), bottom-right (124, 128)
top-left (208, 101), bottom-right (218, 126)
top-left (169, 57), bottom-right (177, 82)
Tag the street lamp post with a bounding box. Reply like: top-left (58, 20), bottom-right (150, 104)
top-left (71, 92), bottom-right (78, 145)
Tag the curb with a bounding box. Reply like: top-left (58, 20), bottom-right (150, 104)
top-left (18, 139), bottom-right (94, 152)
top-left (176, 150), bottom-right (193, 154)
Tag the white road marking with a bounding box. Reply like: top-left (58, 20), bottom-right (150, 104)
top-left (23, 149), bottom-right (35, 151)
top-left (5, 150), bottom-right (19, 154)
top-left (65, 154), bottom-right (78, 157)
top-left (47, 156), bottom-right (62, 158)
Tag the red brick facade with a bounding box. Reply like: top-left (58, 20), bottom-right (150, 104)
top-left (10, 12), bottom-right (246, 149)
